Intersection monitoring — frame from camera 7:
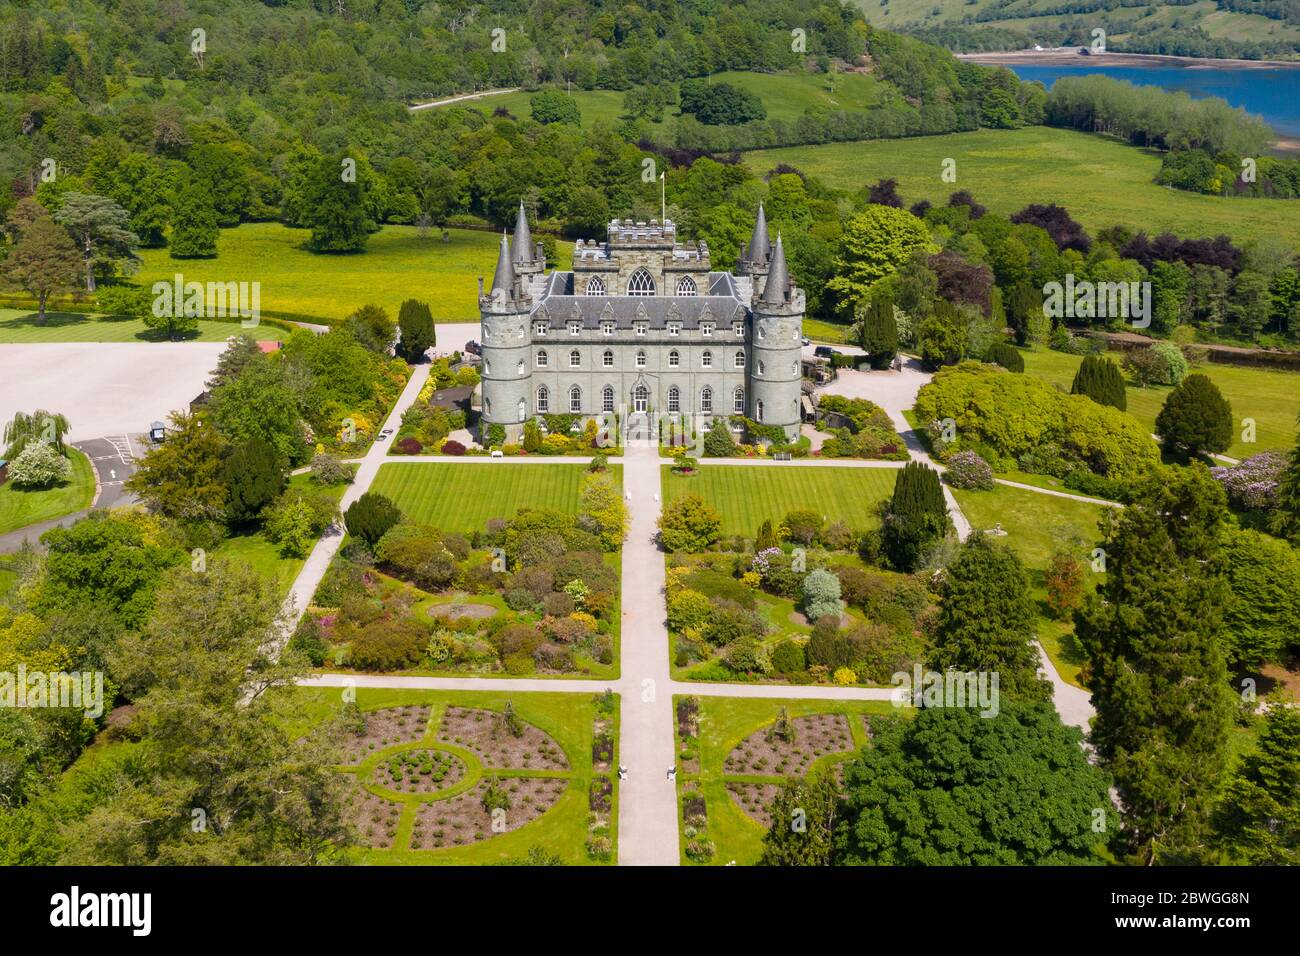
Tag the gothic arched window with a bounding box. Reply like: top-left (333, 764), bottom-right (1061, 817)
top-left (536, 386), bottom-right (549, 413)
top-left (627, 268), bottom-right (656, 296)
top-left (733, 387), bottom-right (745, 414)
top-left (675, 276), bottom-right (698, 296)
top-left (569, 385), bottom-right (582, 414)
top-left (700, 386), bottom-right (713, 414)
top-left (586, 275), bottom-right (605, 295)
top-left (668, 386), bottom-right (680, 413)
top-left (602, 385), bottom-right (615, 412)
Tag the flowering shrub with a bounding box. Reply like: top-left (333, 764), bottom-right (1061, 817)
top-left (1211, 451), bottom-right (1285, 510)
top-left (832, 666), bottom-right (858, 686)
top-left (943, 450), bottom-right (995, 490)
top-left (750, 547), bottom-right (783, 576)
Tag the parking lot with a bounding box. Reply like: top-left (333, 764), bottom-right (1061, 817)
top-left (0, 342), bottom-right (227, 442)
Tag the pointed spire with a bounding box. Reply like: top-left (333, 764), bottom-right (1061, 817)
top-left (748, 202), bottom-right (770, 266)
top-left (511, 200), bottom-right (533, 263)
top-left (491, 230), bottom-right (515, 298)
top-left (760, 232), bottom-right (789, 307)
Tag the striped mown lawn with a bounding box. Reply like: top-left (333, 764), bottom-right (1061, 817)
top-left (661, 465), bottom-right (899, 536)
top-left (0, 308), bottom-right (289, 343)
top-left (370, 462), bottom-right (621, 533)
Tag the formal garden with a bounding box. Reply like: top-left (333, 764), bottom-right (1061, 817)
top-left (674, 696), bottom-right (892, 865)
top-left (293, 461), bottom-right (627, 679)
top-left (297, 687), bottom-right (617, 864)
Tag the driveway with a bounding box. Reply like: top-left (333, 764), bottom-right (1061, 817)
top-left (0, 342), bottom-right (226, 442)
top-left (73, 435), bottom-right (140, 509)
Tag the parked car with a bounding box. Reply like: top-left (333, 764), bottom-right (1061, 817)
top-left (814, 345), bottom-right (840, 359)
top-left (378, 428), bottom-right (394, 440)
top-left (148, 421), bottom-right (166, 443)
top-left (464, 340), bottom-right (481, 356)
top-left (800, 336), bottom-right (811, 346)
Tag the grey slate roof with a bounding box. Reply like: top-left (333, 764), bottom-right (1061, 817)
top-left (531, 281), bottom-right (749, 329)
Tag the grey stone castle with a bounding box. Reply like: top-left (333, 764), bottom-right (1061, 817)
top-left (478, 202), bottom-right (804, 443)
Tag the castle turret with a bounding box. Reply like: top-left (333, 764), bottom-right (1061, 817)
top-left (478, 231), bottom-right (533, 442)
top-left (749, 234), bottom-right (803, 440)
top-left (510, 201), bottom-right (546, 278)
top-left (737, 202), bottom-right (771, 278)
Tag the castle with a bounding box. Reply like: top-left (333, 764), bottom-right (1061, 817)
top-left (478, 202), bottom-right (804, 443)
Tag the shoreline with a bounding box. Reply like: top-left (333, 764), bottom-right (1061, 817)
top-left (956, 49), bottom-right (1300, 71)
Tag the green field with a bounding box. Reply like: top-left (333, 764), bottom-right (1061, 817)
top-left (471, 70), bottom-right (884, 131)
top-left (370, 462), bottom-right (619, 533)
top-left (661, 464), bottom-right (899, 536)
top-left (134, 223), bottom-right (572, 325)
top-left (0, 308), bottom-right (289, 344)
top-left (292, 686), bottom-right (615, 865)
top-left (952, 481), bottom-right (1112, 686)
top-left (1018, 346), bottom-right (1300, 458)
top-left (0, 448), bottom-right (95, 536)
top-left (746, 127), bottom-right (1300, 246)
top-left (677, 695), bottom-right (892, 866)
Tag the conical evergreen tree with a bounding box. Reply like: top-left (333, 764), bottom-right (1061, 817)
top-left (1213, 705), bottom-right (1300, 864)
top-left (882, 461), bottom-right (950, 571)
top-left (1071, 354), bottom-right (1126, 410)
top-left (860, 293), bottom-right (897, 370)
top-left (1074, 467), bottom-right (1234, 864)
top-left (1156, 373), bottom-right (1233, 459)
top-left (755, 519), bottom-right (777, 551)
top-left (984, 341), bottom-right (1024, 373)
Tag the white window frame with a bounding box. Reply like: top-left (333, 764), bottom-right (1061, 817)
top-left (536, 386), bottom-right (549, 413)
top-left (667, 386), bottom-right (680, 413)
top-left (636, 350), bottom-right (647, 369)
top-left (675, 276), bottom-right (698, 296)
top-left (536, 349), bottom-right (548, 368)
top-left (700, 386), bottom-right (713, 414)
top-left (733, 387), bottom-right (745, 414)
top-left (628, 268), bottom-right (656, 296)
top-left (700, 321), bottom-right (714, 337)
top-left (734, 351), bottom-right (745, 369)
top-left (601, 320), bottom-right (615, 335)
top-left (701, 350), bottom-right (713, 369)
top-left (667, 321), bottom-right (681, 336)
top-left (668, 350), bottom-right (680, 369)
top-left (634, 321), bottom-right (647, 336)
top-left (535, 321), bottom-right (549, 336)
top-left (602, 349), bottom-right (614, 368)
top-left (569, 320), bottom-right (581, 335)
top-left (569, 349), bottom-right (581, 368)
top-left (602, 386), bottom-right (615, 412)
top-left (569, 386), bottom-right (582, 414)
top-left (586, 276), bottom-right (605, 296)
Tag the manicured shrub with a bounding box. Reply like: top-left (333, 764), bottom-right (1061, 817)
top-left (375, 523), bottom-right (459, 590)
top-left (818, 520), bottom-right (855, 551)
top-left (440, 439), bottom-right (466, 455)
top-left (397, 299), bottom-right (435, 361)
top-left (701, 602), bottom-right (768, 646)
top-left (724, 637), bottom-right (772, 674)
top-left (771, 640), bottom-right (806, 674)
top-left (658, 495), bottom-right (721, 552)
top-left (782, 509), bottom-right (823, 545)
top-left (860, 293), bottom-right (898, 370)
top-left (223, 437), bottom-right (285, 526)
top-left (394, 436), bottom-right (423, 455)
top-left (345, 492), bottom-right (403, 547)
top-left (262, 489), bottom-right (339, 557)
top-left (703, 419), bottom-right (737, 457)
top-left (1071, 354), bottom-right (1127, 410)
top-left (943, 450), bottom-right (995, 490)
top-left (755, 519), bottom-right (778, 551)
top-left (802, 568), bottom-right (844, 622)
top-left (1155, 373), bottom-right (1233, 458)
top-left (984, 341), bottom-right (1023, 373)
top-left (349, 617), bottom-right (427, 670)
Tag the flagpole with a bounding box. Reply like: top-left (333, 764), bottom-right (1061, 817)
top-left (660, 171), bottom-right (665, 224)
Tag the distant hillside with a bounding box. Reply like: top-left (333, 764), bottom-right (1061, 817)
top-left (853, 0), bottom-right (1300, 58)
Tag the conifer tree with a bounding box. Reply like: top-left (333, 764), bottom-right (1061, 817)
top-left (860, 293), bottom-right (898, 370)
top-left (1071, 354), bottom-right (1127, 410)
top-left (1213, 705), bottom-right (1300, 865)
top-left (755, 519), bottom-right (777, 551)
top-left (984, 341), bottom-right (1024, 373)
top-left (881, 461), bottom-right (950, 571)
top-left (1155, 373), bottom-right (1233, 458)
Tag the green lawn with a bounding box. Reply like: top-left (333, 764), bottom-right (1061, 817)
top-left (951, 481), bottom-right (1112, 687)
top-left (290, 686), bottom-right (616, 865)
top-left (0, 448), bottom-right (95, 535)
top-left (676, 695), bottom-right (894, 865)
top-left (661, 464), bottom-right (898, 536)
top-left (474, 70), bottom-right (884, 132)
top-left (1019, 346), bottom-right (1300, 458)
top-left (370, 462), bottom-right (619, 533)
top-left (0, 308), bottom-right (289, 344)
top-left (135, 223), bottom-right (573, 325)
top-left (746, 127), bottom-right (1300, 246)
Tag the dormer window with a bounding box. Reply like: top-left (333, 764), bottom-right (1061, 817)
top-left (628, 269), bottom-right (656, 296)
top-left (700, 321), bottom-right (714, 337)
top-left (634, 321), bottom-right (647, 336)
top-left (535, 320), bottom-right (549, 336)
top-left (668, 322), bottom-right (681, 336)
top-left (601, 320), bottom-right (615, 335)
top-left (568, 320), bottom-right (581, 335)
top-left (732, 320), bottom-right (743, 335)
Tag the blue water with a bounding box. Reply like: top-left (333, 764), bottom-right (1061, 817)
top-left (1007, 63), bottom-right (1300, 138)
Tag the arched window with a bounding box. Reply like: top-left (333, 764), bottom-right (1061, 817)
top-left (517, 399), bottom-right (526, 420)
top-left (734, 388), bottom-right (745, 415)
top-left (569, 349), bottom-right (581, 368)
top-left (668, 386), bottom-right (680, 413)
top-left (635, 350), bottom-right (647, 369)
top-left (536, 349), bottom-right (548, 368)
top-left (756, 399), bottom-right (764, 422)
top-left (757, 360), bottom-right (765, 376)
top-left (602, 385), bottom-right (615, 413)
top-left (792, 360), bottom-right (799, 376)
top-left (700, 386), bottom-right (713, 414)
top-left (675, 276), bottom-right (698, 296)
top-left (668, 349), bottom-right (680, 369)
top-left (602, 349), bottom-right (614, 368)
top-left (569, 385), bottom-right (582, 414)
top-left (516, 359), bottom-right (524, 375)
top-left (734, 350), bottom-right (745, 369)
top-left (627, 268), bottom-right (656, 296)
top-left (536, 386), bottom-right (549, 413)
top-left (586, 275), bottom-right (605, 296)
top-left (701, 350), bottom-right (713, 369)
top-left (633, 384), bottom-right (649, 412)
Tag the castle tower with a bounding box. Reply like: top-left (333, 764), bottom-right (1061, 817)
top-left (511, 201), bottom-right (546, 280)
top-left (749, 234), bottom-right (804, 440)
top-left (478, 231), bottom-right (532, 443)
top-left (736, 201), bottom-right (771, 280)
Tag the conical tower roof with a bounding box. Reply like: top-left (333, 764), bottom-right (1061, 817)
top-left (748, 202), bottom-right (771, 266)
top-left (760, 232), bottom-right (789, 306)
top-left (491, 231), bottom-right (515, 297)
top-left (511, 201), bottom-right (533, 263)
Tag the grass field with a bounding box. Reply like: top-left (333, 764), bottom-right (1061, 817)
top-left (677, 695), bottom-right (893, 865)
top-left (746, 127), bottom-right (1300, 246)
top-left (1018, 346), bottom-right (1300, 458)
top-left (291, 686), bottom-right (615, 865)
top-left (0, 448), bottom-right (95, 535)
top-left (0, 308), bottom-right (289, 344)
top-left (473, 70), bottom-right (884, 131)
top-left (661, 464), bottom-right (899, 536)
top-left (370, 462), bottom-right (620, 533)
top-left (134, 223), bottom-right (572, 325)
top-left (951, 482), bottom-right (1112, 686)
